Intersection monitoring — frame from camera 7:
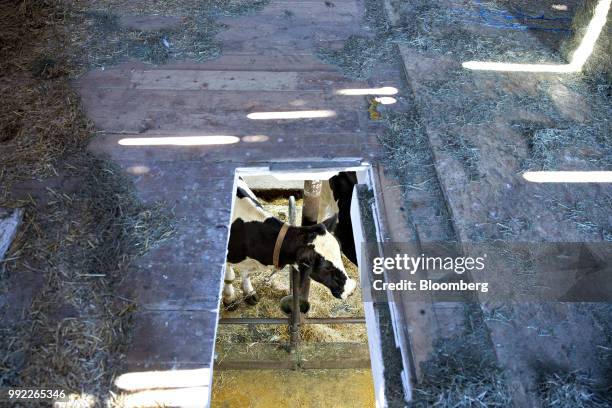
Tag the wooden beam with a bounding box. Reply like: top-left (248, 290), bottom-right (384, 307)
top-left (0, 208), bottom-right (23, 262)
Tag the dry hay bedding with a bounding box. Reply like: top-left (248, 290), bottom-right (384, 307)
top-left (0, 154), bottom-right (175, 405)
top-left (0, 0), bottom-right (179, 403)
top-left (217, 197), bottom-right (367, 345)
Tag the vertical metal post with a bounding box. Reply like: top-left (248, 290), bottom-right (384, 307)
top-left (290, 265), bottom-right (300, 354)
top-left (300, 180), bottom-right (322, 304)
top-left (287, 196), bottom-right (300, 355)
top-left (301, 180), bottom-right (322, 226)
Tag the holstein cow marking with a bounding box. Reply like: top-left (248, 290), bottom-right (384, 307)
top-left (224, 178), bottom-right (356, 309)
top-left (328, 172), bottom-right (358, 265)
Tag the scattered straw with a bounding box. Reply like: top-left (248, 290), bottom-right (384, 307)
top-left (410, 305), bottom-right (512, 407)
top-left (317, 35), bottom-right (393, 80)
top-left (1, 0), bottom-right (179, 402)
top-left (0, 154), bottom-right (175, 400)
top-left (0, 81), bottom-right (91, 187)
top-left (538, 372), bottom-right (612, 408)
top-left (376, 110), bottom-right (456, 238)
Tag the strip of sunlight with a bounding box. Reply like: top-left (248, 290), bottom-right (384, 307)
top-left (121, 387), bottom-right (209, 408)
top-left (336, 87), bottom-right (398, 96)
top-left (523, 171), bottom-right (612, 183)
top-left (247, 110), bottom-right (336, 120)
top-left (569, 0), bottom-right (611, 69)
top-left (118, 136), bottom-right (240, 146)
top-left (462, 61), bottom-right (576, 73)
top-left (463, 0), bottom-right (610, 73)
top-left (115, 368), bottom-right (212, 391)
top-left (241, 134), bottom-right (269, 142)
top-left (374, 96), bottom-right (398, 105)
top-left (127, 165), bottom-right (150, 175)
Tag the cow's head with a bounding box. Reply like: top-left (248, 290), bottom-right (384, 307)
top-left (296, 215), bottom-right (357, 299)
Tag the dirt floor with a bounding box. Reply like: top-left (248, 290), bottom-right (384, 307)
top-left (211, 369), bottom-right (375, 408)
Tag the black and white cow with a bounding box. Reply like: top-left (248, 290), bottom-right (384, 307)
top-left (327, 172), bottom-right (358, 265)
top-left (224, 178), bottom-right (356, 308)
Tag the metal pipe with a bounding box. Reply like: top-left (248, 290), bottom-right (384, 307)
top-left (290, 266), bottom-right (300, 353)
top-left (218, 317), bottom-right (365, 325)
top-left (300, 180), bottom-right (322, 306)
top-left (301, 180), bottom-right (322, 226)
top-left (219, 318), bottom-right (289, 325)
top-left (303, 317), bottom-right (366, 324)
top-left (288, 196), bottom-right (300, 352)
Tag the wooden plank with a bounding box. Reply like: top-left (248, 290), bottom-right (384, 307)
top-left (215, 15), bottom-right (363, 50)
top-left (126, 310), bottom-right (217, 366)
top-left (78, 88), bottom-right (364, 112)
top-left (126, 69), bottom-right (365, 92)
top-left (187, 53), bottom-right (336, 72)
top-left (73, 52), bottom-right (339, 78)
top-left (245, 0), bottom-right (360, 21)
top-left (85, 109), bottom-right (364, 135)
top-left (0, 208), bottom-right (23, 261)
top-left (114, 160), bottom-right (235, 181)
top-left (141, 225), bottom-right (228, 264)
top-left (122, 262), bottom-right (221, 312)
top-left (130, 70), bottom-right (299, 91)
top-left (119, 387), bottom-right (211, 408)
top-left (88, 140), bottom-right (377, 163)
top-left (126, 171), bottom-right (234, 195)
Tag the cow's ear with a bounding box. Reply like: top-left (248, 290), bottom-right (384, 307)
top-left (321, 214), bottom-right (338, 234)
top-left (304, 224), bottom-right (326, 242)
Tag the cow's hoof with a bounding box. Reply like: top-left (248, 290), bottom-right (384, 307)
top-left (245, 292), bottom-right (260, 305)
top-left (299, 300), bottom-right (310, 314)
top-left (280, 296), bottom-right (310, 315)
top-left (223, 300), bottom-right (240, 311)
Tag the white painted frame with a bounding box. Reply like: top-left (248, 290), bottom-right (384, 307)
top-left (211, 162), bottom-right (412, 408)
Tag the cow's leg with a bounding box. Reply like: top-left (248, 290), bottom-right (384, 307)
top-left (222, 265), bottom-right (239, 311)
top-left (241, 270), bottom-right (260, 305)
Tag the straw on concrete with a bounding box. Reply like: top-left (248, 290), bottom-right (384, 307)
top-left (538, 372), bottom-right (612, 408)
top-left (410, 305), bottom-right (512, 407)
top-left (0, 154), bottom-right (175, 400)
top-left (1, 1), bottom-right (175, 403)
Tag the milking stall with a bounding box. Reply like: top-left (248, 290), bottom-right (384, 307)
top-left (212, 163), bottom-right (407, 407)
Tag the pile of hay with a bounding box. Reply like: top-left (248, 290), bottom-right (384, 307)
top-left (216, 196), bottom-right (367, 345)
top-left (0, 0), bottom-right (70, 76)
top-left (0, 0), bottom-right (89, 190)
top-left (0, 81), bottom-right (90, 187)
